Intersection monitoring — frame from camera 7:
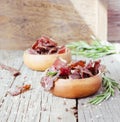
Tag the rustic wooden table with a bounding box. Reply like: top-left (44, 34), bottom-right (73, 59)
top-left (0, 50), bottom-right (120, 122)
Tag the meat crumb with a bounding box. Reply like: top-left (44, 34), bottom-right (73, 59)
top-left (65, 108), bottom-right (69, 112)
top-left (71, 106), bottom-right (78, 119)
top-left (8, 84), bottom-right (31, 96)
top-left (0, 63), bottom-right (21, 77)
top-left (57, 116), bottom-right (62, 120)
top-left (42, 107), bottom-right (47, 111)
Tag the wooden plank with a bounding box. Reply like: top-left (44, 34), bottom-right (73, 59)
top-left (97, 0), bottom-right (107, 41)
top-left (1, 50), bottom-right (120, 122)
top-left (108, 0), bottom-right (120, 42)
top-left (0, 51), bottom-right (76, 122)
top-left (0, 50), bottom-right (23, 102)
top-left (78, 54), bottom-right (120, 122)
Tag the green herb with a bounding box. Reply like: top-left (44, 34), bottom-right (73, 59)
top-left (47, 71), bottom-right (57, 76)
top-left (66, 37), bottom-right (117, 59)
top-left (89, 75), bottom-right (120, 105)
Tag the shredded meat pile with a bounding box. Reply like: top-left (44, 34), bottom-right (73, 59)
top-left (29, 36), bottom-right (66, 54)
top-left (40, 58), bottom-right (101, 90)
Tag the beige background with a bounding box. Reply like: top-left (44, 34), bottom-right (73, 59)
top-left (108, 0), bottom-right (120, 42)
top-left (0, 0), bottom-right (107, 49)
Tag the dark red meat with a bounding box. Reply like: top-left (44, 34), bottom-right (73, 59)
top-left (31, 36), bottom-right (66, 54)
top-left (41, 58), bottom-right (101, 90)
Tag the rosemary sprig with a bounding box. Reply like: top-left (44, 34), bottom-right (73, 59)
top-left (47, 71), bottom-right (57, 76)
top-left (66, 37), bottom-right (118, 59)
top-left (89, 75), bottom-right (120, 105)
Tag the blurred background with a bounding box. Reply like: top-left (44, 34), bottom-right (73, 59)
top-left (0, 0), bottom-right (119, 49)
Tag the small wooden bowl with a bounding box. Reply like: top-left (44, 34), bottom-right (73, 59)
top-left (50, 72), bottom-right (102, 98)
top-left (23, 48), bottom-right (71, 71)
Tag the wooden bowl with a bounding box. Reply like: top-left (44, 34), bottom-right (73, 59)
top-left (50, 72), bottom-right (102, 98)
top-left (23, 48), bottom-right (71, 71)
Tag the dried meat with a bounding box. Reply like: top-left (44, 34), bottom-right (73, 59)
top-left (41, 58), bottom-right (102, 90)
top-left (8, 84), bottom-right (31, 96)
top-left (0, 63), bottom-right (20, 77)
top-left (31, 36), bottom-right (66, 54)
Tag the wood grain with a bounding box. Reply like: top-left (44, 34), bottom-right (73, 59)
top-left (97, 0), bottom-right (108, 41)
top-left (78, 53), bottom-right (120, 122)
top-left (108, 0), bottom-right (120, 42)
top-left (0, 50), bottom-right (23, 105)
top-left (0, 50), bottom-right (120, 121)
top-left (0, 50), bottom-right (76, 122)
top-left (0, 0), bottom-right (107, 49)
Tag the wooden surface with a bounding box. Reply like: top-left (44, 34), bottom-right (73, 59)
top-left (108, 0), bottom-right (120, 42)
top-left (97, 0), bottom-right (107, 41)
top-left (0, 50), bottom-right (120, 122)
top-left (0, 0), bottom-right (107, 49)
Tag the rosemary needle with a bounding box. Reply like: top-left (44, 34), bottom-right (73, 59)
top-left (47, 71), bottom-right (57, 76)
top-left (66, 37), bottom-right (118, 59)
top-left (89, 75), bottom-right (120, 105)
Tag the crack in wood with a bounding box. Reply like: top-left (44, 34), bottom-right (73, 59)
top-left (39, 94), bottom-right (42, 122)
top-left (13, 95), bottom-right (22, 122)
top-left (76, 99), bottom-right (78, 122)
